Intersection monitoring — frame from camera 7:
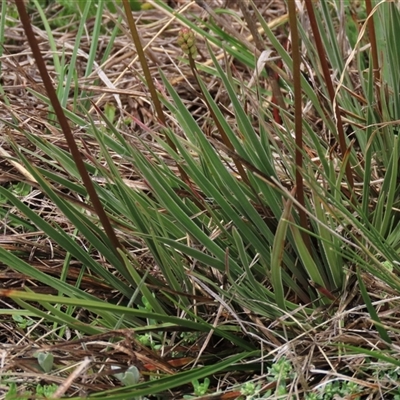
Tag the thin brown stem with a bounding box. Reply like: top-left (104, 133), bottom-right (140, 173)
top-left (304, 0), bottom-right (355, 202)
top-left (237, 0), bottom-right (264, 53)
top-left (187, 54), bottom-right (251, 187)
top-left (287, 0), bottom-right (311, 252)
top-left (14, 0), bottom-right (126, 268)
top-left (121, 0), bottom-right (191, 185)
top-left (365, 0), bottom-right (382, 117)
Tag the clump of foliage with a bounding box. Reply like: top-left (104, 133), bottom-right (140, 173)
top-left (5, 382), bottom-right (58, 399)
top-left (1, 0), bottom-right (400, 398)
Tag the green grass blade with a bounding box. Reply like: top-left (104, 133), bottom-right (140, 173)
top-left (356, 267), bottom-right (391, 344)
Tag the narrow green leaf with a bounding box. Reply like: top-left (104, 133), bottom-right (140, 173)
top-left (356, 267), bottom-right (391, 344)
top-left (270, 197), bottom-right (293, 311)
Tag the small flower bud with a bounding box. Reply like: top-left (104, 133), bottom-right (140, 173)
top-left (178, 28), bottom-right (198, 59)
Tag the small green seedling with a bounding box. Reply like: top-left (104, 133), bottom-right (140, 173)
top-left (305, 380), bottom-right (361, 400)
top-left (192, 378), bottom-right (210, 396)
top-left (241, 382), bottom-right (260, 397)
top-left (36, 383), bottom-right (58, 398)
top-left (113, 365), bottom-right (141, 386)
top-left (36, 352), bottom-right (54, 373)
top-left (12, 315), bottom-right (34, 330)
top-left (5, 382), bottom-right (58, 399)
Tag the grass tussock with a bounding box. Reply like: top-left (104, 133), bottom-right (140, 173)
top-left (1, 0), bottom-right (400, 399)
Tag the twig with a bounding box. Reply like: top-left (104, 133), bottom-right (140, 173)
top-left (52, 357), bottom-right (91, 398)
